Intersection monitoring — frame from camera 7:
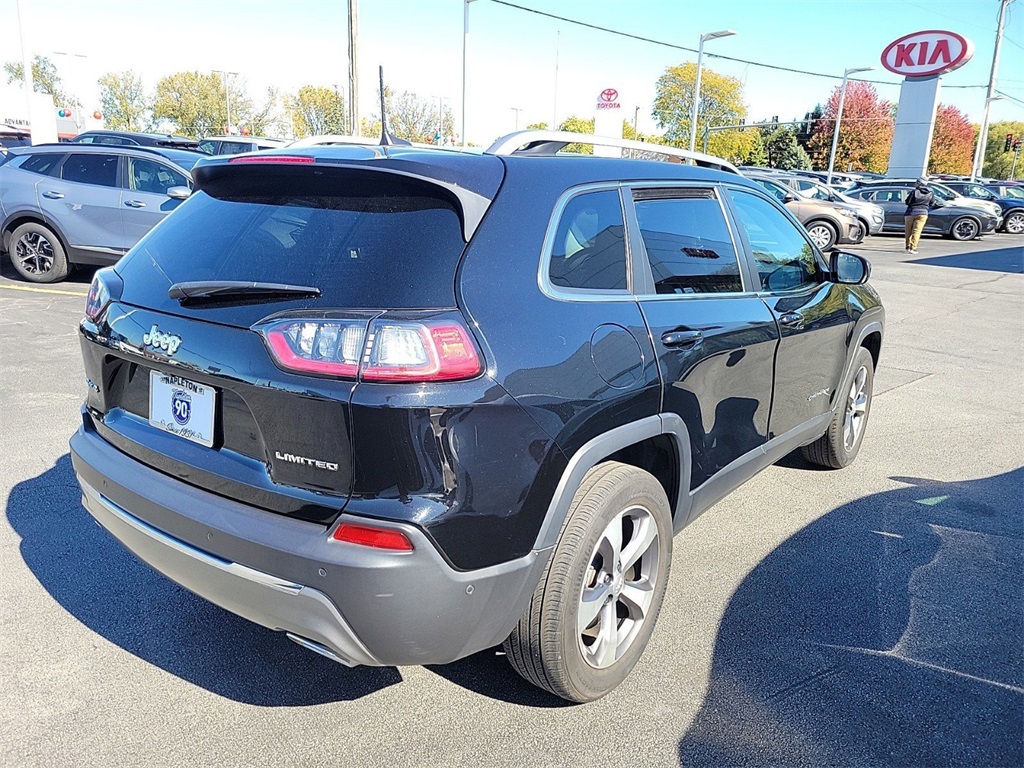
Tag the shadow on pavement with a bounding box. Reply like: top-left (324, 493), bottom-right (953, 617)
top-left (677, 468), bottom-right (1023, 766)
top-left (910, 245), bottom-right (1024, 274)
top-left (7, 454), bottom-right (402, 705)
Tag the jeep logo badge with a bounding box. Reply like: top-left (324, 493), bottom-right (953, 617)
top-left (143, 324), bottom-right (182, 355)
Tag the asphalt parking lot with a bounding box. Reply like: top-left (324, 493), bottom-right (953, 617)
top-left (0, 231), bottom-right (1021, 767)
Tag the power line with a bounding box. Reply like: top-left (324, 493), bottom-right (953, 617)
top-left (486, 0), bottom-right (991, 89)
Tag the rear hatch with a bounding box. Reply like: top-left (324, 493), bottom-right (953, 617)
top-left (85, 149), bottom-right (504, 523)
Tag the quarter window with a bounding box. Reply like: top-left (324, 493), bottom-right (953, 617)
top-left (61, 153), bottom-right (119, 187)
top-left (633, 191), bottom-right (742, 294)
top-left (17, 153), bottom-right (62, 176)
top-left (548, 190), bottom-right (627, 292)
top-left (727, 189), bottom-right (820, 293)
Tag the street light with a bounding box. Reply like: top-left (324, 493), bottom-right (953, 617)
top-left (827, 66), bottom-right (874, 186)
top-left (971, 94), bottom-right (1004, 181)
top-left (431, 94), bottom-right (449, 143)
top-left (688, 29), bottom-right (736, 155)
top-left (510, 106), bottom-right (523, 132)
top-left (461, 0), bottom-right (479, 147)
top-left (213, 70), bottom-right (239, 135)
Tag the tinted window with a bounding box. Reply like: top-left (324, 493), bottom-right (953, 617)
top-left (128, 157), bottom-right (187, 194)
top-left (197, 140), bottom-right (216, 155)
top-left (218, 141), bottom-right (254, 155)
top-left (117, 169), bottom-right (468, 310)
top-left (962, 184), bottom-right (993, 199)
top-left (727, 189), bottom-right (820, 292)
top-left (548, 190), bottom-right (627, 291)
top-left (871, 189), bottom-right (905, 203)
top-left (17, 153), bottom-right (62, 176)
top-left (751, 178), bottom-right (790, 203)
top-left (61, 154), bottom-right (119, 187)
top-left (634, 191), bottom-right (742, 294)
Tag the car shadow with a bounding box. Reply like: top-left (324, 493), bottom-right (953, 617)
top-left (676, 468), bottom-right (1023, 766)
top-left (7, 454), bottom-right (402, 706)
top-left (910, 245), bottom-right (1024, 274)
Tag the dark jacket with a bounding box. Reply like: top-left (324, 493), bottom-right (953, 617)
top-left (905, 184), bottom-right (934, 216)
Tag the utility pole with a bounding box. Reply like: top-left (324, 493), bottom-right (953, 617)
top-left (971, 0), bottom-right (1011, 181)
top-left (348, 0), bottom-right (359, 137)
top-left (461, 0), bottom-right (478, 146)
top-left (633, 105), bottom-right (640, 137)
top-left (16, 0), bottom-right (34, 141)
top-left (213, 70), bottom-right (238, 134)
top-left (552, 30), bottom-right (560, 129)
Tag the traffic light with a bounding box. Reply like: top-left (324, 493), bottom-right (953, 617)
top-left (1006, 133), bottom-right (1014, 152)
top-left (1015, 139), bottom-right (1023, 152)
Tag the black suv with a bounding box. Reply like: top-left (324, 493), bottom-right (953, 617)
top-left (70, 133), bottom-right (884, 703)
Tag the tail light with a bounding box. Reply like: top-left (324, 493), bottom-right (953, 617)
top-left (84, 267), bottom-right (122, 323)
top-left (259, 313), bottom-right (483, 383)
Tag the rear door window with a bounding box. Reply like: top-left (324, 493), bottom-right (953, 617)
top-left (61, 153), bottom-right (120, 187)
top-left (633, 189), bottom-right (743, 294)
top-left (547, 189), bottom-right (627, 292)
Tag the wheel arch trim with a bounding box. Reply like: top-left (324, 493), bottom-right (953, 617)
top-left (532, 414), bottom-right (692, 550)
top-left (2, 209), bottom-right (73, 258)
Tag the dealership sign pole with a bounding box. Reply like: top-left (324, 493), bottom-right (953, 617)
top-left (882, 30), bottom-right (974, 178)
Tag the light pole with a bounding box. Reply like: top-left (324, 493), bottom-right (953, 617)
top-left (461, 0), bottom-right (478, 147)
top-left (972, 95), bottom-right (1004, 181)
top-left (827, 66), bottom-right (874, 186)
top-left (688, 29), bottom-right (735, 155)
top-left (510, 106), bottom-right (523, 132)
top-left (213, 70), bottom-right (238, 135)
top-left (431, 95), bottom-right (449, 143)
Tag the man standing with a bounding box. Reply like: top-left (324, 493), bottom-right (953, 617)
top-left (904, 178), bottom-right (934, 254)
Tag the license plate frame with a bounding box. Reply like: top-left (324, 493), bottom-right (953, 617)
top-left (148, 371), bottom-right (216, 448)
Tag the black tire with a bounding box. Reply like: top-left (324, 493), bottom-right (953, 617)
top-left (1003, 211), bottom-right (1024, 235)
top-left (503, 461), bottom-right (673, 703)
top-left (805, 220), bottom-right (838, 251)
top-left (801, 346), bottom-right (874, 469)
top-left (949, 216), bottom-right (980, 241)
top-left (8, 222), bottom-right (69, 283)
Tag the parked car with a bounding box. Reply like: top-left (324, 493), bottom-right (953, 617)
top-left (942, 180), bottom-right (1024, 235)
top-left (850, 179), bottom-right (1003, 228)
top-left (0, 123), bottom-right (32, 154)
top-left (848, 185), bottom-right (999, 240)
top-left (0, 144), bottom-right (193, 282)
top-left (70, 130), bottom-right (199, 150)
top-left (745, 173), bottom-right (864, 250)
top-left (197, 136), bottom-right (287, 155)
top-left (766, 173), bottom-right (885, 235)
top-left (69, 131), bottom-right (884, 703)
top-left (984, 183), bottom-right (1024, 199)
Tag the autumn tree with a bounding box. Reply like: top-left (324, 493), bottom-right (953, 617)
top-left (526, 121), bottom-right (549, 130)
top-left (807, 81), bottom-right (893, 173)
top-left (288, 85), bottom-right (346, 137)
top-left (152, 71), bottom-right (226, 137)
top-left (4, 55), bottom-right (78, 109)
top-left (241, 88), bottom-right (281, 137)
top-left (98, 71), bottom-right (150, 131)
top-left (928, 104), bottom-right (974, 175)
top-left (982, 120), bottom-right (1024, 179)
top-left (652, 62), bottom-right (747, 156)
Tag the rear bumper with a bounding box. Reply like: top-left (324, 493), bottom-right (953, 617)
top-left (70, 416), bottom-right (549, 667)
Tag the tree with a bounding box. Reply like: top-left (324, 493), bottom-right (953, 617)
top-left (807, 81), bottom-right (893, 173)
top-left (796, 104), bottom-right (823, 153)
top-left (242, 88), bottom-right (281, 137)
top-left (928, 104), bottom-right (974, 175)
top-left (558, 115), bottom-right (594, 154)
top-left (152, 71), bottom-right (226, 138)
top-left (982, 121), bottom-right (1024, 180)
top-left (763, 127), bottom-right (812, 170)
top-left (98, 71), bottom-right (150, 132)
top-left (288, 85), bottom-right (345, 137)
top-left (363, 88), bottom-right (455, 143)
top-left (652, 62), bottom-right (747, 150)
top-left (526, 121), bottom-right (548, 131)
top-left (4, 55), bottom-right (78, 109)
top-left (744, 130), bottom-right (767, 166)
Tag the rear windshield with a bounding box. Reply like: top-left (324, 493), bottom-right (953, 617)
top-left (116, 169), bottom-right (467, 314)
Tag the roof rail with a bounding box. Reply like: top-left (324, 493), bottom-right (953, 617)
top-left (483, 130), bottom-right (739, 174)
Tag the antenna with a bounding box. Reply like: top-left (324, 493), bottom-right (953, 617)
top-left (378, 65), bottom-right (411, 147)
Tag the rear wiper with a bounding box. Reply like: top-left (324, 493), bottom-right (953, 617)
top-left (168, 280), bottom-right (321, 302)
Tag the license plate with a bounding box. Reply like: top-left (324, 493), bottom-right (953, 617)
top-left (149, 371), bottom-right (216, 447)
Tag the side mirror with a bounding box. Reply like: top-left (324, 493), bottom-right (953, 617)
top-left (830, 251), bottom-right (871, 284)
top-left (166, 186), bottom-right (191, 200)
top-left (782, 193), bottom-right (796, 203)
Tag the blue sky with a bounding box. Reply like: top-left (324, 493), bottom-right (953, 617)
top-left (3, 0), bottom-right (1022, 142)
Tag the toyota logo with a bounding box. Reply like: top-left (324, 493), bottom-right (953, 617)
top-left (600, 88), bottom-right (619, 103)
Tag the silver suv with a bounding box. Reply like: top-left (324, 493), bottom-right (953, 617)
top-left (0, 144), bottom-right (195, 283)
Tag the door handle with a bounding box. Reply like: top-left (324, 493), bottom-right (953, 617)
top-left (661, 330), bottom-right (703, 349)
top-left (779, 312), bottom-right (803, 327)
top-left (124, 200), bottom-right (147, 208)
top-left (42, 191), bottom-right (64, 199)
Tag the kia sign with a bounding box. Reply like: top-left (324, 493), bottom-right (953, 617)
top-left (596, 88), bottom-right (621, 110)
top-left (881, 30), bottom-right (974, 78)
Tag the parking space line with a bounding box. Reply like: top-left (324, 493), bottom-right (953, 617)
top-left (0, 284), bottom-right (88, 297)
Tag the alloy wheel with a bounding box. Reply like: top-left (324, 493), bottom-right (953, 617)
top-left (953, 218), bottom-right (979, 240)
top-left (15, 232), bottom-right (56, 276)
top-left (578, 504), bottom-right (661, 669)
top-left (1005, 213), bottom-right (1024, 235)
top-left (843, 365), bottom-right (869, 451)
top-left (807, 225), bottom-right (833, 250)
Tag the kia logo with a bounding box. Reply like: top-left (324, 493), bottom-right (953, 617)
top-left (600, 88), bottom-right (618, 103)
top-left (881, 30), bottom-right (974, 78)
